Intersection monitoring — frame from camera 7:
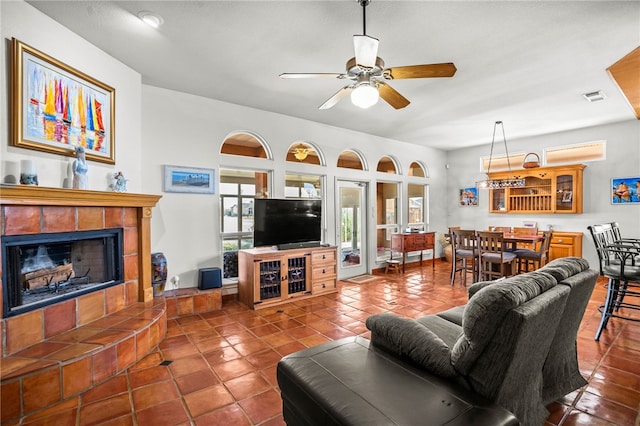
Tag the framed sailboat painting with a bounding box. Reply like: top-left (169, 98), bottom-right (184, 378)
top-left (11, 38), bottom-right (115, 164)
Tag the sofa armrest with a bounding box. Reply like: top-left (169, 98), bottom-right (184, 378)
top-left (366, 313), bottom-right (456, 377)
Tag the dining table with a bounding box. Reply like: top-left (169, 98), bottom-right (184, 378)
top-left (502, 232), bottom-right (543, 251)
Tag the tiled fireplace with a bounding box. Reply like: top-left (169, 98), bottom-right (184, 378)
top-left (0, 186), bottom-right (161, 356)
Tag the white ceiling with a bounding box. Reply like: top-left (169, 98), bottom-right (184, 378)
top-left (25, 1), bottom-right (640, 151)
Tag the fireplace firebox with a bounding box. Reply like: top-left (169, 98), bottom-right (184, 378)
top-left (1, 228), bottom-right (123, 318)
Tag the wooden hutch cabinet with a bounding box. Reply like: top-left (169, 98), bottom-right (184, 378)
top-left (238, 246), bottom-right (337, 309)
top-left (488, 164), bottom-right (585, 214)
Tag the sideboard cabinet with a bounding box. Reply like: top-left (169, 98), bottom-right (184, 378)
top-left (547, 231), bottom-right (583, 261)
top-left (488, 164), bottom-right (585, 214)
top-left (238, 246), bottom-right (337, 310)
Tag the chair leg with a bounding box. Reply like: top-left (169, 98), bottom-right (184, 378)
top-left (595, 278), bottom-right (620, 341)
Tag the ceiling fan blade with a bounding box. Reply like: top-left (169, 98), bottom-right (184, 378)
top-left (319, 86), bottom-right (353, 110)
top-left (378, 82), bottom-right (410, 109)
top-left (353, 35), bottom-right (379, 68)
top-left (280, 73), bottom-right (345, 79)
top-left (384, 63), bottom-right (457, 80)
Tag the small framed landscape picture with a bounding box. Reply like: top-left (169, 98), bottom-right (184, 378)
top-left (459, 187), bottom-right (478, 206)
top-left (164, 165), bottom-right (215, 194)
top-left (611, 177), bottom-right (640, 204)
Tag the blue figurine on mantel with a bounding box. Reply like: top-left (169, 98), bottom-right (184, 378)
top-left (112, 171), bottom-right (128, 192)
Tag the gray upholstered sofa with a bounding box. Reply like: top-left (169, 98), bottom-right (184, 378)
top-left (277, 257), bottom-right (597, 426)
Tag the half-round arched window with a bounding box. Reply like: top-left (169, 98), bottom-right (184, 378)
top-left (220, 132), bottom-right (270, 159)
top-left (337, 150), bottom-right (366, 170)
top-left (376, 156), bottom-right (399, 174)
top-left (408, 161), bottom-right (427, 177)
top-left (286, 142), bottom-right (322, 165)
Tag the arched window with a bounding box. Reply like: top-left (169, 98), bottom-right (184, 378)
top-left (408, 161), bottom-right (427, 177)
top-left (286, 142), bottom-right (322, 165)
top-left (376, 156), bottom-right (399, 174)
top-left (337, 150), bottom-right (366, 170)
top-left (220, 132), bottom-right (270, 159)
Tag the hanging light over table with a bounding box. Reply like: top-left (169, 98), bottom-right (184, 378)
top-left (476, 121), bottom-right (526, 189)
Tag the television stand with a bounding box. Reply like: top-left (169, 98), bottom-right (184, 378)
top-left (238, 246), bottom-right (337, 310)
top-left (278, 241), bottom-right (321, 250)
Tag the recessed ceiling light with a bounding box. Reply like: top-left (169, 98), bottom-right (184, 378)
top-left (583, 90), bottom-right (606, 102)
top-left (138, 11), bottom-right (164, 28)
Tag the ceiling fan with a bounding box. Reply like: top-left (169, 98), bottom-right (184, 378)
top-left (279, 0), bottom-right (457, 110)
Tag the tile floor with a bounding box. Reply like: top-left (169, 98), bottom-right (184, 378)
top-left (16, 262), bottom-right (640, 425)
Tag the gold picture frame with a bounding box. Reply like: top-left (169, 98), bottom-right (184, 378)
top-left (11, 38), bottom-right (115, 164)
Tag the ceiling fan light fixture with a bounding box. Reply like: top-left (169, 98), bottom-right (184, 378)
top-left (293, 144), bottom-right (311, 161)
top-left (138, 11), bottom-right (164, 28)
top-left (351, 83), bottom-right (379, 108)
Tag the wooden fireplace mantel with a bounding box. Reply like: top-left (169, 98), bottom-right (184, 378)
top-left (0, 185), bottom-right (162, 302)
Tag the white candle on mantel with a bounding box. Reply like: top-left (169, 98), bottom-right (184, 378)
top-left (21, 160), bottom-right (36, 176)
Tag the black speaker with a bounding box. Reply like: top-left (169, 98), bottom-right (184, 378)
top-left (198, 267), bottom-right (222, 289)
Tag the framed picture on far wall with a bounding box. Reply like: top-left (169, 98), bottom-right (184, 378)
top-left (164, 165), bottom-right (216, 194)
top-left (611, 177), bottom-right (640, 204)
top-left (11, 38), bottom-right (115, 164)
top-left (459, 187), bottom-right (479, 206)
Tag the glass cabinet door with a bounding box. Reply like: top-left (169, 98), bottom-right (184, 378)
top-left (555, 173), bottom-right (575, 212)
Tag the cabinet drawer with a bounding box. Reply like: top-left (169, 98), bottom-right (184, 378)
top-left (312, 265), bottom-right (336, 281)
top-left (313, 280), bottom-right (336, 294)
top-left (312, 249), bottom-right (336, 264)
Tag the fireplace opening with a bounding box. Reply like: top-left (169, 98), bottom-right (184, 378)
top-left (2, 228), bottom-right (123, 318)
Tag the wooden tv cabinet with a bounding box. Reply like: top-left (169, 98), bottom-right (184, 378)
top-left (238, 246), bottom-right (337, 310)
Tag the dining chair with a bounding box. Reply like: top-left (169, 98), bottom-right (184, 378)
top-left (488, 226), bottom-right (511, 232)
top-left (610, 222), bottom-right (640, 247)
top-left (514, 231), bottom-right (553, 273)
top-left (449, 229), bottom-right (478, 286)
top-left (476, 231), bottom-right (518, 281)
top-left (512, 226), bottom-right (538, 250)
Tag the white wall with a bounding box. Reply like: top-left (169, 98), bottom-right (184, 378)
top-left (0, 1), bottom-right (143, 191)
top-left (141, 85), bottom-right (448, 288)
top-left (446, 119), bottom-right (640, 267)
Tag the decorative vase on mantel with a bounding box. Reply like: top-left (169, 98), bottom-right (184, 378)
top-left (151, 252), bottom-right (167, 297)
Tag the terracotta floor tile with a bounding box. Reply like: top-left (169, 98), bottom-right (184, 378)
top-left (132, 380), bottom-right (180, 411)
top-left (135, 400), bottom-right (190, 425)
top-left (204, 346), bottom-right (242, 365)
top-left (79, 394), bottom-right (131, 425)
top-left (194, 403), bottom-right (251, 426)
top-left (81, 375), bottom-right (128, 404)
top-left (573, 389), bottom-right (638, 425)
top-left (212, 359), bottom-right (256, 381)
top-left (128, 365), bottom-right (172, 389)
top-left (160, 342), bottom-right (199, 360)
top-left (244, 349), bottom-right (283, 370)
top-left (183, 384), bottom-right (234, 417)
top-left (194, 336), bottom-right (231, 353)
top-left (238, 389), bottom-right (282, 425)
top-left (168, 353), bottom-right (209, 377)
top-left (225, 371), bottom-right (271, 400)
top-left (175, 369), bottom-right (219, 395)
top-left (233, 339), bottom-right (270, 357)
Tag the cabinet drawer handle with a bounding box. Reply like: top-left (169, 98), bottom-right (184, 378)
top-left (322, 283), bottom-right (326, 288)
top-left (322, 269), bottom-right (326, 274)
top-left (322, 254), bottom-right (326, 259)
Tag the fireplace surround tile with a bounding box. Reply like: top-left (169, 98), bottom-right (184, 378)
top-left (117, 336), bottom-right (136, 371)
top-left (105, 284), bottom-right (126, 314)
top-left (77, 291), bottom-right (106, 325)
top-left (3, 205), bottom-right (40, 235)
top-left (124, 227), bottom-right (138, 255)
top-left (104, 207), bottom-right (124, 228)
top-left (92, 345), bottom-right (118, 383)
top-left (62, 357), bottom-right (92, 398)
top-left (23, 367), bottom-right (61, 413)
top-left (44, 299), bottom-right (77, 338)
top-left (124, 207), bottom-right (137, 227)
top-left (0, 379), bottom-right (21, 422)
top-left (77, 206), bottom-right (104, 230)
top-left (42, 206), bottom-right (76, 233)
top-left (5, 309), bottom-right (43, 354)
top-left (124, 254), bottom-right (139, 282)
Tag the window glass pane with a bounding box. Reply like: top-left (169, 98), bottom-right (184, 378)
top-left (376, 182), bottom-right (398, 225)
top-left (241, 199), bottom-right (254, 232)
top-left (241, 184), bottom-right (256, 196)
top-left (285, 174), bottom-right (322, 199)
top-left (219, 182), bottom-right (238, 195)
top-left (408, 184), bottom-right (425, 225)
top-left (222, 196), bottom-right (240, 233)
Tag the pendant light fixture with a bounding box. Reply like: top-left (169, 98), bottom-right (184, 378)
top-left (476, 121), bottom-right (526, 189)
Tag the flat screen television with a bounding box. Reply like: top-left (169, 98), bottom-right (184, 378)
top-left (253, 198), bottom-right (322, 250)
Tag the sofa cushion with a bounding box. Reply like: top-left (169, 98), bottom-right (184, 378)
top-left (451, 271), bottom-right (557, 374)
top-left (365, 313), bottom-right (457, 377)
top-left (539, 257), bottom-right (589, 281)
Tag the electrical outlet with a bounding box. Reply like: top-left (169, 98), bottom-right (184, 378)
top-left (171, 275), bottom-right (180, 289)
